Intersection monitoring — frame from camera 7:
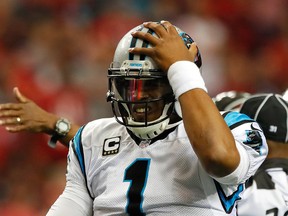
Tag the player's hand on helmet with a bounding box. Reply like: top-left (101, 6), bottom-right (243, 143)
top-left (130, 21), bottom-right (198, 72)
top-left (0, 87), bottom-right (58, 134)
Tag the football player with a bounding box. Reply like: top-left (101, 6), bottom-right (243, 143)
top-left (237, 93), bottom-right (288, 216)
top-left (46, 21), bottom-right (268, 215)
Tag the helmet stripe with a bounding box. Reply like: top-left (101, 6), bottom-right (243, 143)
top-left (129, 26), bottom-right (144, 60)
top-left (140, 29), bottom-right (154, 60)
top-left (129, 36), bottom-right (138, 60)
top-left (129, 26), bottom-right (152, 61)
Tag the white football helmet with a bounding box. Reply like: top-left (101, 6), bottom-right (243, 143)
top-left (213, 91), bottom-right (251, 112)
top-left (107, 23), bottom-right (202, 140)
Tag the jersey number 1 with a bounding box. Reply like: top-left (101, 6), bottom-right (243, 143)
top-left (124, 159), bottom-right (151, 216)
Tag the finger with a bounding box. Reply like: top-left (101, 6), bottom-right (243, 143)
top-left (0, 108), bottom-right (22, 117)
top-left (188, 42), bottom-right (198, 60)
top-left (0, 103), bottom-right (22, 111)
top-left (0, 117), bottom-right (22, 125)
top-left (142, 22), bottom-right (169, 38)
top-left (5, 125), bottom-right (26, 132)
top-left (131, 31), bottom-right (159, 46)
top-left (13, 87), bottom-right (29, 103)
top-left (129, 46), bottom-right (154, 57)
top-left (159, 20), bottom-right (178, 34)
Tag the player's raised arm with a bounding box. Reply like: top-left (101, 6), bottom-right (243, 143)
top-left (130, 21), bottom-right (246, 177)
top-left (0, 87), bottom-right (80, 147)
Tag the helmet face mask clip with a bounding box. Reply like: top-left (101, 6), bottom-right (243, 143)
top-left (109, 60), bottom-right (163, 78)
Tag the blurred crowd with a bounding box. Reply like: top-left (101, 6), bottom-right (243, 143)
top-left (0, 0), bottom-right (287, 215)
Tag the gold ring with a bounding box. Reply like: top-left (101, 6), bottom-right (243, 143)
top-left (16, 117), bottom-right (21, 123)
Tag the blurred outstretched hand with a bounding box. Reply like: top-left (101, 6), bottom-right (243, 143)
top-left (0, 87), bottom-right (57, 134)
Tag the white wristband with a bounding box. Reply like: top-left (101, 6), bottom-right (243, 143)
top-left (167, 61), bottom-right (207, 99)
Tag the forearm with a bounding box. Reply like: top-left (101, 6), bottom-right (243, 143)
top-left (0, 98), bottom-right (79, 148)
top-left (46, 114), bottom-right (80, 148)
top-left (179, 89), bottom-right (240, 176)
top-left (168, 61), bottom-right (240, 177)
top-left (58, 124), bottom-right (81, 147)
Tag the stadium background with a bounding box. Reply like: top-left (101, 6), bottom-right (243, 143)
top-left (0, 0), bottom-right (287, 215)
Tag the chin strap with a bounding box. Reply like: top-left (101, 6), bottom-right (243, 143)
top-left (127, 102), bottom-right (173, 139)
top-left (128, 118), bottom-right (170, 140)
top-left (128, 116), bottom-right (182, 140)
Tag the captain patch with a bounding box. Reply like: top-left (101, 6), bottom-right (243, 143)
top-left (102, 136), bottom-right (121, 156)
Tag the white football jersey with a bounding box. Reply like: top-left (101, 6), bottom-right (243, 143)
top-left (47, 111), bottom-right (268, 216)
top-left (237, 158), bottom-right (288, 216)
